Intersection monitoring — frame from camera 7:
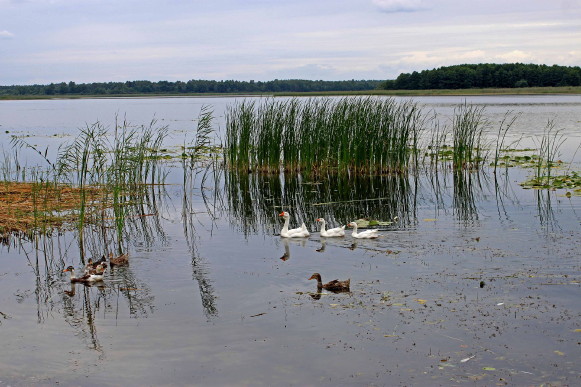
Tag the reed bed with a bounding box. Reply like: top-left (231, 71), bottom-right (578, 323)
top-left (225, 97), bottom-right (426, 175)
top-left (5, 117), bottom-right (178, 259)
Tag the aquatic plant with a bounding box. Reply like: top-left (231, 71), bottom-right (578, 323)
top-left (451, 102), bottom-right (489, 170)
top-left (225, 97), bottom-right (427, 175)
top-left (2, 111), bottom-right (223, 257)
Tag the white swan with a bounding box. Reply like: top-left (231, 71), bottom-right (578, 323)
top-left (279, 211), bottom-right (310, 238)
top-left (347, 221), bottom-right (379, 239)
top-left (316, 218), bottom-right (345, 237)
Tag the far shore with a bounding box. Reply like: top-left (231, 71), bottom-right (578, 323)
top-left (1, 86), bottom-right (580, 100)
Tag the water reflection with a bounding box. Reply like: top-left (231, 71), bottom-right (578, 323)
top-left (535, 190), bottom-right (560, 232)
top-left (452, 170), bottom-right (481, 225)
top-left (225, 170), bottom-right (416, 236)
top-left (61, 283), bottom-right (107, 354)
top-left (182, 163), bottom-right (218, 319)
top-left (278, 237), bottom-right (307, 261)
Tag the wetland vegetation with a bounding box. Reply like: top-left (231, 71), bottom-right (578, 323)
top-left (0, 95), bottom-right (579, 386)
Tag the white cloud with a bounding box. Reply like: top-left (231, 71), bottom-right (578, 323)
top-left (372, 0), bottom-right (427, 13)
top-left (0, 30), bottom-right (14, 38)
top-left (495, 50), bottom-right (534, 63)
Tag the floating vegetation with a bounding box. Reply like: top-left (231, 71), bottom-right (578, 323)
top-left (0, 181), bottom-right (104, 235)
top-left (520, 171), bottom-right (581, 191)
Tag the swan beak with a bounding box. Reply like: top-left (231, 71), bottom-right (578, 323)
top-left (278, 212), bottom-right (285, 216)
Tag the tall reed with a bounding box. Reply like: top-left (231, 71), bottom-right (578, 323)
top-left (225, 97), bottom-right (426, 175)
top-left (533, 120), bottom-right (564, 185)
top-left (452, 102), bottom-right (489, 170)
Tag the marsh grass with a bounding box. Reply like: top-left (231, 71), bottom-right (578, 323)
top-left (225, 97), bottom-right (427, 175)
top-left (451, 102), bottom-right (489, 170)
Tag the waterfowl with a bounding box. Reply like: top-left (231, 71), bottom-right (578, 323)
top-left (308, 272), bottom-right (350, 292)
top-left (109, 252), bottom-right (129, 267)
top-left (316, 218), bottom-right (345, 237)
top-left (63, 266), bottom-right (104, 283)
top-left (85, 256), bottom-right (108, 275)
top-left (279, 211), bottom-right (310, 238)
top-left (347, 221), bottom-right (379, 239)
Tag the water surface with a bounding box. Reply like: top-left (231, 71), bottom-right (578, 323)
top-left (0, 96), bottom-right (579, 386)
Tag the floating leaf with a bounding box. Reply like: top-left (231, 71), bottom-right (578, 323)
top-left (482, 367), bottom-right (496, 371)
top-left (423, 218), bottom-right (437, 222)
top-left (573, 329), bottom-right (581, 332)
top-left (416, 299), bottom-right (427, 304)
top-left (460, 355), bottom-right (475, 363)
top-left (554, 350), bottom-right (565, 356)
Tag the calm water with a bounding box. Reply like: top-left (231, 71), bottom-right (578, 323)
top-left (0, 96), bottom-right (580, 386)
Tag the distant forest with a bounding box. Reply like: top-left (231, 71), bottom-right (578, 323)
top-left (0, 79), bottom-right (382, 96)
top-left (381, 63), bottom-right (581, 90)
top-left (2, 63), bottom-right (580, 96)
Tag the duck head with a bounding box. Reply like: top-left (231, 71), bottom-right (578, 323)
top-left (308, 273), bottom-right (322, 282)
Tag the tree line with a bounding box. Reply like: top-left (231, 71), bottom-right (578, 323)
top-left (0, 79), bottom-right (382, 96)
top-left (381, 63), bottom-right (581, 90)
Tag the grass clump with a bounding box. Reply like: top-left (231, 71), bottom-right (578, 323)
top-left (225, 97), bottom-right (426, 175)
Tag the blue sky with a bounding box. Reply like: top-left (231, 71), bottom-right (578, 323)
top-left (1, 0), bottom-right (580, 85)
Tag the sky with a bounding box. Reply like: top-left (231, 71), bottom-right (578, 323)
top-left (1, 0), bottom-right (580, 85)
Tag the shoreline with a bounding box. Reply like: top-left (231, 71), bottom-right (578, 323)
top-left (1, 86), bottom-right (581, 100)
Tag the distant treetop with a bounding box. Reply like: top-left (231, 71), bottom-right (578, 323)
top-left (381, 63), bottom-right (581, 90)
top-left (0, 79), bottom-right (382, 97)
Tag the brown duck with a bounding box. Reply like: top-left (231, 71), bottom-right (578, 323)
top-left (85, 256), bottom-right (108, 275)
top-left (109, 252), bottom-right (129, 267)
top-left (308, 273), bottom-right (350, 292)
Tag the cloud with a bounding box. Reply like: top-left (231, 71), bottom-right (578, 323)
top-left (495, 50), bottom-right (534, 63)
top-left (0, 30), bottom-right (14, 38)
top-left (372, 0), bottom-right (426, 13)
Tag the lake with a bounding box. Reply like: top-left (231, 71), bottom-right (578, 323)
top-left (0, 95), bottom-right (580, 386)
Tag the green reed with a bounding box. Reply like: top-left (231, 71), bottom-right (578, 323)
top-left (452, 102), bottom-right (489, 170)
top-left (225, 97), bottom-right (427, 175)
top-left (533, 120), bottom-right (565, 185)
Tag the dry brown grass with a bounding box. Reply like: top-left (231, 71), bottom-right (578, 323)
top-left (0, 182), bottom-right (106, 234)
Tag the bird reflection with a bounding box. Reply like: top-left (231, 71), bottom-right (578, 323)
top-left (63, 283), bottom-right (76, 297)
top-left (316, 239), bottom-right (327, 253)
top-left (279, 238), bottom-right (307, 261)
top-left (280, 238), bottom-right (291, 261)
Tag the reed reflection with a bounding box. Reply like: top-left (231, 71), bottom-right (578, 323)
top-left (225, 170), bottom-right (416, 237)
top-left (182, 163), bottom-right (218, 319)
top-left (452, 170), bottom-right (482, 225)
